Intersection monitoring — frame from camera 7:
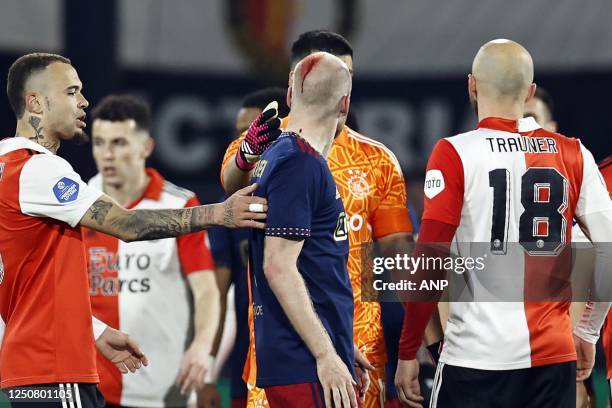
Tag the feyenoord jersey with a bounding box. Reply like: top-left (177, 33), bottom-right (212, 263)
top-left (0, 137), bottom-right (102, 388)
top-left (423, 117), bottom-right (610, 370)
top-left (83, 169), bottom-right (215, 407)
top-left (248, 132), bottom-right (354, 387)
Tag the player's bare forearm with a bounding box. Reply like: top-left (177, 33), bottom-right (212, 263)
top-left (189, 272), bottom-right (220, 352)
top-left (569, 302), bottom-right (587, 327)
top-left (222, 159), bottom-right (253, 195)
top-left (80, 186), bottom-right (267, 241)
top-left (264, 237), bottom-right (336, 359)
top-left (267, 265), bottom-right (336, 358)
top-left (378, 232), bottom-right (414, 258)
top-left (210, 265), bottom-right (231, 355)
top-left (175, 273), bottom-right (220, 394)
top-left (423, 307), bottom-right (444, 345)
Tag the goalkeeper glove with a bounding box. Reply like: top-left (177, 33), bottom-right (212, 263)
top-left (236, 101), bottom-right (282, 171)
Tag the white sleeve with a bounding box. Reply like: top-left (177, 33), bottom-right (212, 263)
top-left (575, 143), bottom-right (611, 218)
top-left (19, 154), bottom-right (103, 227)
top-left (92, 316), bottom-right (108, 340)
top-left (573, 195), bottom-right (612, 343)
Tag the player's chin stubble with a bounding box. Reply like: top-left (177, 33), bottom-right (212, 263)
top-left (70, 130), bottom-right (90, 145)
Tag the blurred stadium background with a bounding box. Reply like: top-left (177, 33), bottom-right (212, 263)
top-left (0, 0), bottom-right (610, 405)
top-left (1, 1), bottom-right (611, 205)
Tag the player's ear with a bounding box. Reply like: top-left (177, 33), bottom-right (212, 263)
top-left (143, 135), bottom-right (155, 159)
top-left (286, 87), bottom-right (292, 109)
top-left (288, 70), bottom-right (294, 88)
top-left (339, 95), bottom-right (350, 115)
top-left (25, 92), bottom-right (43, 115)
top-left (525, 83), bottom-right (537, 103)
top-left (468, 74), bottom-right (477, 99)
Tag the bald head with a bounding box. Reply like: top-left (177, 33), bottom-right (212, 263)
top-left (472, 39), bottom-right (534, 101)
top-left (290, 51), bottom-right (352, 117)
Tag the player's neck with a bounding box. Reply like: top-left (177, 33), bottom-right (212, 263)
top-left (103, 170), bottom-right (150, 207)
top-left (477, 99), bottom-right (525, 122)
top-left (285, 117), bottom-right (338, 157)
top-left (15, 116), bottom-right (61, 154)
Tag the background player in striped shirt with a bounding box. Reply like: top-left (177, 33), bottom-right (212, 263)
top-left (0, 53), bottom-right (267, 408)
top-left (221, 30), bottom-right (415, 408)
top-left (396, 39), bottom-right (612, 408)
top-left (84, 94), bottom-right (220, 408)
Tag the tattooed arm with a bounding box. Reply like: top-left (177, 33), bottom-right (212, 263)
top-left (79, 184), bottom-right (267, 241)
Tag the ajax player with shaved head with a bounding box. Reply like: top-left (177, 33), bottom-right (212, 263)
top-left (395, 40), bottom-right (612, 407)
top-left (221, 30), bottom-right (414, 408)
top-left (248, 52), bottom-right (362, 408)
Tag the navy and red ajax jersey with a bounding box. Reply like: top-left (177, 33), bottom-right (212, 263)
top-left (249, 132), bottom-right (354, 387)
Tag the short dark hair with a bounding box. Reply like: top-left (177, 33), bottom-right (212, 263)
top-left (7, 53), bottom-right (71, 118)
top-left (91, 94), bottom-right (152, 131)
top-left (290, 30), bottom-right (353, 67)
top-left (241, 87), bottom-right (290, 117)
top-left (534, 87), bottom-right (554, 119)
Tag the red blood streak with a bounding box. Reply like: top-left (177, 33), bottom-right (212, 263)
top-left (300, 55), bottom-right (321, 93)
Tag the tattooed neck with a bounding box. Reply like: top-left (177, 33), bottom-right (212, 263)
top-left (26, 116), bottom-right (59, 153)
top-left (28, 116), bottom-right (43, 142)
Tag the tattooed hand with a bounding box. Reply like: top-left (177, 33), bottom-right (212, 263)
top-left (80, 185), bottom-right (267, 242)
top-left (219, 184), bottom-right (267, 229)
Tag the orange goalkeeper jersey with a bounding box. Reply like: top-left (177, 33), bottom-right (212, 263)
top-left (221, 118), bottom-right (413, 387)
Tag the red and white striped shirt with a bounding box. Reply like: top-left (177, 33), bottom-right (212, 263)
top-left (83, 168), bottom-right (215, 407)
top-left (400, 117), bottom-right (611, 370)
top-left (0, 137), bottom-right (102, 388)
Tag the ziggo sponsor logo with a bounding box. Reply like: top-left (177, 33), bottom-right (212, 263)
top-left (347, 214), bottom-right (366, 232)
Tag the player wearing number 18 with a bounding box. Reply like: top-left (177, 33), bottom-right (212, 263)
top-left (395, 40), bottom-right (612, 408)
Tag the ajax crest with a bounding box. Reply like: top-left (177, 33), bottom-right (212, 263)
top-left (346, 169), bottom-right (370, 198)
